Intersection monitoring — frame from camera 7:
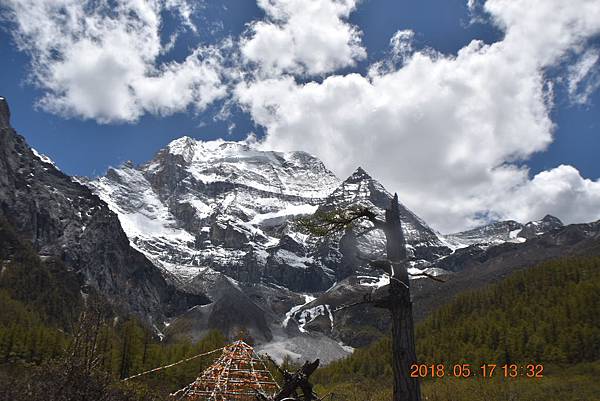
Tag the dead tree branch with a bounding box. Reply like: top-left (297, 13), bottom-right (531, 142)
top-left (333, 293), bottom-right (392, 312)
top-left (408, 272), bottom-right (446, 283)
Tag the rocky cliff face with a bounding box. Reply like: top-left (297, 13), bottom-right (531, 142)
top-left (0, 98), bottom-right (205, 322)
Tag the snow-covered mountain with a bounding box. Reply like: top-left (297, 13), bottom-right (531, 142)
top-left (446, 215), bottom-right (564, 247)
top-left (317, 167), bottom-right (452, 263)
top-left (83, 137), bottom-right (457, 358)
top-left (87, 137), bottom-right (451, 294)
top-left (87, 137), bottom-right (339, 289)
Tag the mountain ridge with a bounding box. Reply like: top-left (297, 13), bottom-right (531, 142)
top-left (87, 136), bottom-right (455, 294)
top-left (446, 214), bottom-right (564, 247)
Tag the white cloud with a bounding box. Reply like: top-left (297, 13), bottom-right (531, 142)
top-left (3, 0), bottom-right (225, 123)
top-left (240, 0), bottom-right (366, 76)
top-left (165, 0), bottom-right (199, 32)
top-left (236, 0), bottom-right (600, 232)
top-left (4, 0), bottom-right (600, 231)
top-left (496, 165), bottom-right (600, 225)
top-left (389, 29), bottom-right (415, 63)
top-left (567, 48), bottom-right (600, 105)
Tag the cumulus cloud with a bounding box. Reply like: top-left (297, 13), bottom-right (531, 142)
top-left (4, 0), bottom-right (600, 231)
top-left (496, 165), bottom-right (600, 224)
top-left (240, 0), bottom-right (366, 76)
top-left (236, 0), bottom-right (600, 232)
top-left (3, 0), bottom-right (226, 123)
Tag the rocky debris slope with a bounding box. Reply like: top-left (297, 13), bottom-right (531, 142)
top-left (0, 98), bottom-right (204, 322)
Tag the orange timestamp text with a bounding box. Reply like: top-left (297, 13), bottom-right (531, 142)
top-left (410, 363), bottom-right (544, 378)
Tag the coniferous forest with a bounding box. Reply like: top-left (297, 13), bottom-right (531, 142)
top-left (312, 256), bottom-right (600, 400)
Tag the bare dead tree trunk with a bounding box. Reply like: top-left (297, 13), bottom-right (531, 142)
top-left (299, 192), bottom-right (425, 401)
top-left (384, 194), bottom-right (421, 401)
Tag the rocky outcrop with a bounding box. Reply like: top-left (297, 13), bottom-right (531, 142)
top-left (518, 214), bottom-right (563, 239)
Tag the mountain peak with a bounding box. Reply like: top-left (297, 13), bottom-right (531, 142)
top-left (0, 96), bottom-right (10, 128)
top-left (169, 135), bottom-right (195, 144)
top-left (541, 214), bottom-right (563, 225)
top-left (348, 166), bottom-right (372, 180)
top-left (168, 135), bottom-right (197, 150)
top-left (167, 136), bottom-right (199, 163)
top-left (122, 160), bottom-right (135, 168)
top-left (330, 166), bottom-right (394, 209)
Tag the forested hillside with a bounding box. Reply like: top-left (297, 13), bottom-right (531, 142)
top-left (0, 218), bottom-right (227, 400)
top-left (313, 255), bottom-right (600, 401)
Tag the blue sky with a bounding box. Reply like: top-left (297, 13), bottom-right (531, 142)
top-left (1, 0), bottom-right (599, 231)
